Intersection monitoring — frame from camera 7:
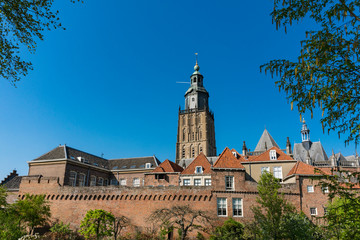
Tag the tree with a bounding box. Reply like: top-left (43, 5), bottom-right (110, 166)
top-left (261, 0), bottom-right (360, 144)
top-left (251, 172), bottom-right (295, 239)
top-left (79, 209), bottom-right (115, 240)
top-left (113, 215), bottom-right (130, 240)
top-left (12, 194), bottom-right (51, 235)
top-left (148, 205), bottom-right (213, 240)
top-left (0, 185), bottom-right (7, 207)
top-left (210, 218), bottom-right (244, 240)
top-left (0, 0), bottom-right (81, 85)
top-left (316, 169), bottom-right (360, 239)
top-left (0, 207), bottom-right (26, 240)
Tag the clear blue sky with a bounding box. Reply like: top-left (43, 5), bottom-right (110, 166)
top-left (0, 0), bottom-right (357, 178)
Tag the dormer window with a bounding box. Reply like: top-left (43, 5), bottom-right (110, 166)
top-left (232, 151), bottom-right (238, 158)
top-left (145, 163), bottom-right (151, 169)
top-left (270, 150), bottom-right (277, 160)
top-left (195, 166), bottom-right (203, 174)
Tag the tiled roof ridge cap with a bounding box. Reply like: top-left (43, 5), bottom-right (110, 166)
top-left (109, 156), bottom-right (155, 161)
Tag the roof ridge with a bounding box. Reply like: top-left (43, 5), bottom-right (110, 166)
top-left (65, 146), bottom-right (108, 160)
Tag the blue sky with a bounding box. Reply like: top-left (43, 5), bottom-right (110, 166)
top-left (0, 0), bottom-right (357, 178)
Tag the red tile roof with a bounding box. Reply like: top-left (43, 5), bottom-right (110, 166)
top-left (213, 147), bottom-right (245, 169)
top-left (181, 153), bottom-right (212, 175)
top-left (152, 159), bottom-right (183, 173)
top-left (286, 161), bottom-right (331, 177)
top-left (249, 147), bottom-right (293, 162)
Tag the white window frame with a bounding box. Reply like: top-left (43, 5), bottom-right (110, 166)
top-left (273, 166), bottom-right (283, 180)
top-left (261, 167), bottom-right (270, 174)
top-left (270, 150), bottom-right (277, 160)
top-left (133, 178), bottom-right (140, 187)
top-left (217, 198), bottom-right (227, 216)
top-left (194, 178), bottom-right (201, 186)
top-left (78, 173), bottom-right (86, 187)
top-left (145, 163), bottom-right (151, 169)
top-left (225, 176), bottom-right (234, 191)
top-left (310, 207), bottom-right (317, 216)
top-left (120, 178), bottom-right (127, 186)
top-left (232, 198), bottom-right (243, 217)
top-left (322, 186), bottom-right (329, 193)
top-left (205, 178), bottom-right (211, 186)
top-left (307, 185), bottom-right (314, 193)
top-left (195, 166), bottom-right (203, 174)
top-left (90, 175), bottom-right (97, 186)
top-left (183, 179), bottom-right (190, 186)
top-left (69, 171), bottom-right (77, 187)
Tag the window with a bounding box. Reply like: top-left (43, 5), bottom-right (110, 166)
top-left (232, 151), bottom-right (238, 158)
top-left (110, 179), bottom-right (119, 185)
top-left (307, 185), bottom-right (314, 193)
top-left (192, 97), bottom-right (195, 101)
top-left (195, 166), bottom-right (203, 174)
top-left (225, 176), bottom-right (234, 190)
top-left (261, 167), bottom-right (270, 174)
top-left (322, 186), bottom-right (329, 193)
top-left (200, 146), bottom-right (203, 152)
top-left (310, 207), bottom-right (317, 216)
top-left (104, 179), bottom-right (108, 186)
top-left (120, 179), bottom-right (126, 186)
top-left (133, 178), bottom-right (140, 187)
top-left (182, 147), bottom-right (185, 158)
top-left (194, 179), bottom-right (201, 186)
top-left (233, 198), bottom-right (243, 217)
top-left (217, 198), bottom-right (227, 216)
top-left (145, 163), bottom-right (151, 169)
top-left (192, 146), bottom-right (195, 157)
top-left (79, 174), bottom-right (86, 187)
top-left (270, 150), bottom-right (277, 160)
top-left (273, 166), bottom-right (283, 180)
top-left (98, 178), bottom-right (103, 186)
top-left (90, 176), bottom-right (96, 186)
top-left (205, 179), bottom-right (211, 186)
top-left (183, 179), bottom-right (190, 186)
top-left (69, 171), bottom-right (77, 187)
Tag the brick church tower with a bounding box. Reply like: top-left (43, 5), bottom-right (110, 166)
top-left (175, 59), bottom-right (216, 164)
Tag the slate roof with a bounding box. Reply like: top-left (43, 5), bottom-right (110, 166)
top-left (152, 159), bottom-right (183, 173)
top-left (248, 147), bottom-right (293, 162)
top-left (293, 141), bottom-right (328, 162)
top-left (2, 176), bottom-right (23, 191)
top-left (33, 145), bottom-right (109, 168)
top-left (254, 129), bottom-right (280, 152)
top-left (213, 147), bottom-right (245, 169)
top-left (108, 156), bottom-right (160, 170)
top-left (181, 153), bottom-right (212, 175)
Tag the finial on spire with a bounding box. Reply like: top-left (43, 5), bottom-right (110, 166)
top-left (302, 118), bottom-right (306, 123)
top-left (194, 53), bottom-right (200, 71)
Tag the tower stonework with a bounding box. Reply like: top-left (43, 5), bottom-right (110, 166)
top-left (175, 61), bottom-right (216, 164)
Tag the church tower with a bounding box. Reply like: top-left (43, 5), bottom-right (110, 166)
top-left (175, 59), bottom-right (216, 164)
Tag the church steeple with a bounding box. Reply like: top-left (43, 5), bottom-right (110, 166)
top-left (301, 118), bottom-right (310, 142)
top-left (184, 58), bottom-right (209, 110)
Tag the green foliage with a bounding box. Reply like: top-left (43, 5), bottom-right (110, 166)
top-left (251, 172), bottom-right (320, 239)
top-left (325, 196), bottom-right (360, 239)
top-left (261, 0), bottom-right (360, 144)
top-left (0, 185), bottom-right (7, 207)
top-left (0, 207), bottom-right (26, 240)
top-left (148, 205), bottom-right (212, 240)
top-left (12, 194), bottom-right (51, 235)
top-left (0, 0), bottom-right (82, 85)
top-left (79, 209), bottom-right (115, 240)
top-left (210, 218), bottom-right (244, 240)
top-left (50, 221), bottom-right (72, 234)
top-left (196, 231), bottom-right (206, 240)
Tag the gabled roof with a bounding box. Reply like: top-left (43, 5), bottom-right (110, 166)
top-left (254, 129), bottom-right (279, 152)
top-left (33, 145), bottom-right (109, 168)
top-left (2, 176), bottom-right (22, 191)
top-left (286, 161), bottom-right (330, 178)
top-left (108, 156), bottom-right (161, 170)
top-left (293, 141), bottom-right (328, 162)
top-left (213, 147), bottom-right (245, 169)
top-left (249, 147), bottom-right (293, 162)
top-left (181, 153), bottom-right (212, 175)
top-left (152, 159), bottom-right (183, 173)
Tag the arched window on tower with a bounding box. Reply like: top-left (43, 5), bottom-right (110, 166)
top-left (182, 146), bottom-right (185, 158)
top-left (183, 129), bottom-right (186, 141)
top-left (199, 144), bottom-right (202, 153)
top-left (199, 127), bottom-right (202, 139)
top-left (192, 132), bottom-right (194, 141)
top-left (192, 146), bottom-right (195, 157)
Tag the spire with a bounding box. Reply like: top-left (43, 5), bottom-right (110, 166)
top-left (254, 129), bottom-right (279, 152)
top-left (301, 118), bottom-right (310, 142)
top-left (286, 137), bottom-right (292, 155)
top-left (242, 141), bottom-right (247, 156)
top-left (193, 53), bottom-right (200, 74)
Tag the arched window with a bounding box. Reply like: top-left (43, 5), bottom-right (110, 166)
top-left (192, 132), bottom-right (194, 141)
top-left (182, 146), bottom-right (185, 158)
top-left (192, 146), bottom-right (195, 157)
top-left (199, 145), bottom-right (203, 153)
top-left (183, 129), bottom-right (186, 141)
